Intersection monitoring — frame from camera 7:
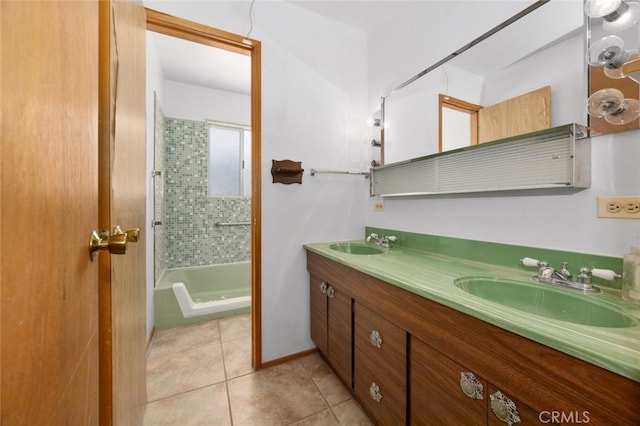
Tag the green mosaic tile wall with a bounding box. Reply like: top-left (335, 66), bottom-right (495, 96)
top-left (164, 117), bottom-right (251, 268)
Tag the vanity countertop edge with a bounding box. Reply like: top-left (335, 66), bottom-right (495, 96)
top-left (303, 240), bottom-right (640, 383)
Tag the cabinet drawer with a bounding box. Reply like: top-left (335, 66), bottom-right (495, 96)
top-left (354, 302), bottom-right (406, 425)
top-left (411, 336), bottom-right (486, 425)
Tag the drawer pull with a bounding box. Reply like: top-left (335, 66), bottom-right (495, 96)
top-left (326, 286), bottom-right (335, 299)
top-left (490, 390), bottom-right (521, 425)
top-left (369, 382), bottom-right (382, 402)
top-left (319, 281), bottom-right (327, 295)
top-left (459, 372), bottom-right (483, 400)
top-left (369, 330), bottom-right (382, 348)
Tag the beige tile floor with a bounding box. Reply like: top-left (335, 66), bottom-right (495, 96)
top-left (144, 313), bottom-right (373, 425)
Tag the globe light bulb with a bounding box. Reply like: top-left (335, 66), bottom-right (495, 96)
top-left (587, 88), bottom-right (640, 125)
top-left (585, 0), bottom-right (622, 18)
top-left (586, 35), bottom-right (627, 67)
top-left (585, 0), bottom-right (640, 32)
top-left (587, 88), bottom-right (625, 117)
top-left (605, 98), bottom-right (640, 124)
top-left (603, 2), bottom-right (640, 32)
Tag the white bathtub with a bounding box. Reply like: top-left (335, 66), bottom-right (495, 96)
top-left (154, 262), bottom-right (251, 329)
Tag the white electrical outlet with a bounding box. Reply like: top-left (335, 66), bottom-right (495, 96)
top-left (597, 196), bottom-right (640, 219)
top-left (374, 199), bottom-right (385, 212)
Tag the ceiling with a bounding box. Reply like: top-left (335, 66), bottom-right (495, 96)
top-left (148, 1), bottom-right (404, 94)
top-left (287, 1), bottom-right (406, 32)
top-left (148, 2), bottom-right (570, 95)
top-left (149, 31), bottom-right (252, 95)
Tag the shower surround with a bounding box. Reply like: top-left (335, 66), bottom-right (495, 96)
top-left (163, 117), bottom-right (251, 269)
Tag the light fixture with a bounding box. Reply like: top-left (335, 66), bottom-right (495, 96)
top-left (586, 35), bottom-right (640, 79)
top-left (584, 0), bottom-right (640, 32)
top-left (587, 88), bottom-right (640, 124)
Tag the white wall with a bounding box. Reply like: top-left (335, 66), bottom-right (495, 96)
top-left (162, 80), bottom-right (250, 124)
top-left (144, 0), bottom-right (370, 362)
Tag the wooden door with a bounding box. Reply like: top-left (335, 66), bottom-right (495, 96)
top-left (0, 1), bottom-right (100, 424)
top-left (478, 86), bottom-right (551, 143)
top-left (98, 1), bottom-right (148, 424)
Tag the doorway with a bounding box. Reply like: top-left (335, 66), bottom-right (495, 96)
top-left (145, 9), bottom-right (262, 368)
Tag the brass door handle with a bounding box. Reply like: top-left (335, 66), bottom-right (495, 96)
top-left (90, 226), bottom-right (140, 261)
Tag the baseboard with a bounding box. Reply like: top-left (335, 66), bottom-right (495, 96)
top-left (260, 348), bottom-right (318, 369)
top-left (146, 327), bottom-right (156, 356)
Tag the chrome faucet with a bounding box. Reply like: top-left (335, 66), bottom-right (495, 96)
top-left (538, 260), bottom-right (572, 282)
top-left (520, 257), bottom-right (621, 294)
top-left (366, 233), bottom-right (397, 249)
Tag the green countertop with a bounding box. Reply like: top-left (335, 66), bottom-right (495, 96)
top-left (304, 240), bottom-right (640, 383)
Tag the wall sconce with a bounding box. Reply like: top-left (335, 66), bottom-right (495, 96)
top-left (585, 0), bottom-right (640, 32)
top-left (587, 87), bottom-right (640, 124)
top-left (586, 35), bottom-right (639, 79)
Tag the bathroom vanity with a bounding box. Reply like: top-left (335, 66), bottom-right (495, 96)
top-left (305, 234), bottom-right (640, 425)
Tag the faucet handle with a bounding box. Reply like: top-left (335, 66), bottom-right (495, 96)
top-left (560, 262), bottom-right (572, 279)
top-left (387, 236), bottom-right (397, 242)
top-left (367, 233), bottom-right (379, 242)
top-left (591, 268), bottom-right (621, 281)
top-left (521, 257), bottom-right (541, 267)
top-left (576, 267), bottom-right (621, 284)
top-left (576, 267), bottom-right (592, 284)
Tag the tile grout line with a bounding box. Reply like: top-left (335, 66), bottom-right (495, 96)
top-left (218, 320), bottom-right (237, 426)
top-left (292, 357), bottom-right (344, 425)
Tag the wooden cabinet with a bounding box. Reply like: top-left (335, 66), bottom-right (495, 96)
top-left (306, 251), bottom-right (640, 425)
top-left (309, 274), bottom-right (352, 387)
top-left (411, 336), bottom-right (542, 425)
top-left (354, 302), bottom-right (406, 425)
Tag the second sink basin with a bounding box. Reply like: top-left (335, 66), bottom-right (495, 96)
top-left (454, 276), bottom-right (637, 328)
top-left (329, 243), bottom-right (384, 255)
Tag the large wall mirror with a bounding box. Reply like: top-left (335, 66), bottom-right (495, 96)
top-left (381, 0), bottom-right (640, 166)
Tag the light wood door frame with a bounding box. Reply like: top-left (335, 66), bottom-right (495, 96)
top-left (145, 9), bottom-right (263, 368)
top-left (438, 94), bottom-right (481, 152)
top-left (99, 1), bottom-right (148, 424)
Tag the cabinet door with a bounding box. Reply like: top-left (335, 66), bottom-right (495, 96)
top-left (310, 275), bottom-right (328, 355)
top-left (411, 336), bottom-right (486, 425)
top-left (487, 384), bottom-right (543, 426)
top-left (327, 284), bottom-right (353, 388)
top-left (354, 302), bottom-right (406, 425)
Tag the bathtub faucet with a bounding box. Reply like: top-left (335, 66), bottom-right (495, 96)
top-left (366, 233), bottom-right (397, 249)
